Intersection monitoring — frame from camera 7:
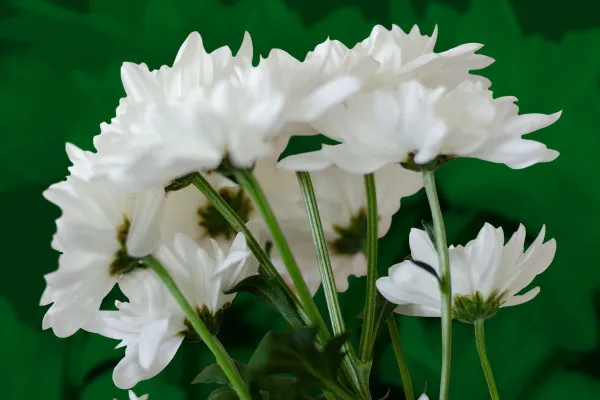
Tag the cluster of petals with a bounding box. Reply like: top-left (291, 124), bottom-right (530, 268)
top-left (278, 27), bottom-right (560, 174)
top-left (376, 223), bottom-right (557, 318)
top-left (85, 233), bottom-right (257, 389)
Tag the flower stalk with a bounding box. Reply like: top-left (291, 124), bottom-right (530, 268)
top-left (359, 173), bottom-right (379, 362)
top-left (144, 255), bottom-right (251, 400)
top-left (296, 171), bottom-right (369, 399)
top-left (189, 173), bottom-right (312, 328)
top-left (474, 319), bottom-right (500, 400)
top-left (232, 169), bottom-right (331, 341)
top-left (387, 315), bottom-right (414, 400)
top-left (422, 169), bottom-right (452, 400)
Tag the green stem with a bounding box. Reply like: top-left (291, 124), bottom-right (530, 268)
top-left (386, 315), bottom-right (414, 400)
top-left (358, 173), bottom-right (378, 362)
top-left (233, 169), bottom-right (330, 342)
top-left (145, 256), bottom-right (251, 400)
top-left (296, 171), bottom-right (369, 399)
top-left (422, 170), bottom-right (452, 400)
top-left (474, 320), bottom-right (500, 400)
top-left (189, 173), bottom-right (311, 329)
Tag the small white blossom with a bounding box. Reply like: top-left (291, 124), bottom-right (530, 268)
top-left (376, 223), bottom-right (556, 320)
top-left (85, 233), bottom-right (257, 389)
top-left (41, 151), bottom-right (165, 338)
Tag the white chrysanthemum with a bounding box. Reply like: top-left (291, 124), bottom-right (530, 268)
top-left (82, 31), bottom-right (361, 191)
top-left (279, 80), bottom-right (560, 173)
top-left (40, 150), bottom-right (165, 338)
top-left (85, 233), bottom-right (257, 389)
top-left (263, 164), bottom-right (422, 294)
top-left (113, 390), bottom-right (149, 400)
top-left (376, 223), bottom-right (556, 321)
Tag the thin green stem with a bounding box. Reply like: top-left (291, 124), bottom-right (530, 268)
top-left (144, 256), bottom-right (251, 400)
top-left (387, 315), bottom-right (414, 400)
top-left (358, 173), bottom-right (378, 362)
top-left (296, 172), bottom-right (346, 335)
top-left (233, 169), bottom-right (330, 342)
top-left (474, 320), bottom-right (500, 400)
top-left (422, 170), bottom-right (452, 400)
top-left (189, 173), bottom-right (312, 330)
top-left (297, 171), bottom-right (369, 399)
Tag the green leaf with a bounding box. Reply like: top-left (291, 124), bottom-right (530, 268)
top-left (249, 329), bottom-right (351, 392)
top-left (192, 361), bottom-right (249, 385)
top-left (194, 360), bottom-right (305, 399)
top-left (227, 274), bottom-right (306, 330)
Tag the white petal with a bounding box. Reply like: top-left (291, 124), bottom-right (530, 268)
top-left (126, 188), bottom-right (166, 257)
top-left (236, 31), bottom-right (254, 61)
top-left (138, 319), bottom-right (170, 369)
top-left (287, 76), bottom-right (362, 122)
top-left (277, 151), bottom-right (333, 172)
top-left (503, 286), bottom-right (540, 307)
top-left (121, 63), bottom-right (161, 102)
top-left (321, 144), bottom-right (391, 174)
top-left (408, 229), bottom-right (439, 269)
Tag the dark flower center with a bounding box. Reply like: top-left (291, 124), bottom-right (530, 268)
top-left (197, 188), bottom-right (253, 240)
top-left (110, 217), bottom-right (144, 276)
top-left (329, 209), bottom-right (368, 256)
top-left (181, 303), bottom-right (232, 340)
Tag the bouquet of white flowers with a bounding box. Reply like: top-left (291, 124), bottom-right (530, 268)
top-left (41, 25), bottom-right (559, 400)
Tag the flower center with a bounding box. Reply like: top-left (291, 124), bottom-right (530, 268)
top-left (329, 209), bottom-right (368, 256)
top-left (197, 188), bottom-right (253, 240)
top-left (451, 289), bottom-right (508, 324)
top-left (181, 303), bottom-right (232, 340)
top-left (109, 217), bottom-right (143, 276)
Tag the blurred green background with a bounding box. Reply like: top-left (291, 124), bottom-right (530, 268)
top-left (1, 0), bottom-right (599, 398)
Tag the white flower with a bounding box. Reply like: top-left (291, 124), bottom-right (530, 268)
top-left (85, 232), bottom-right (257, 389)
top-left (279, 80), bottom-right (560, 173)
top-left (417, 394), bottom-right (429, 400)
top-left (376, 223), bottom-right (556, 321)
top-left (113, 390), bottom-right (149, 400)
top-left (41, 150), bottom-right (165, 338)
top-left (261, 164), bottom-right (422, 294)
top-left (82, 31), bottom-right (361, 191)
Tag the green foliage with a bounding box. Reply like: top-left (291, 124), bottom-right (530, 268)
top-left (227, 274), bottom-right (307, 330)
top-left (249, 329), bottom-right (350, 392)
top-left (194, 329), bottom-right (350, 398)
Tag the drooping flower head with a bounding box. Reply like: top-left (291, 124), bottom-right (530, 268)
top-left (40, 146), bottom-right (165, 338)
top-left (75, 31), bottom-right (362, 192)
top-left (85, 233), bottom-right (258, 389)
top-left (376, 223), bottom-right (556, 322)
top-left (280, 80), bottom-right (560, 174)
